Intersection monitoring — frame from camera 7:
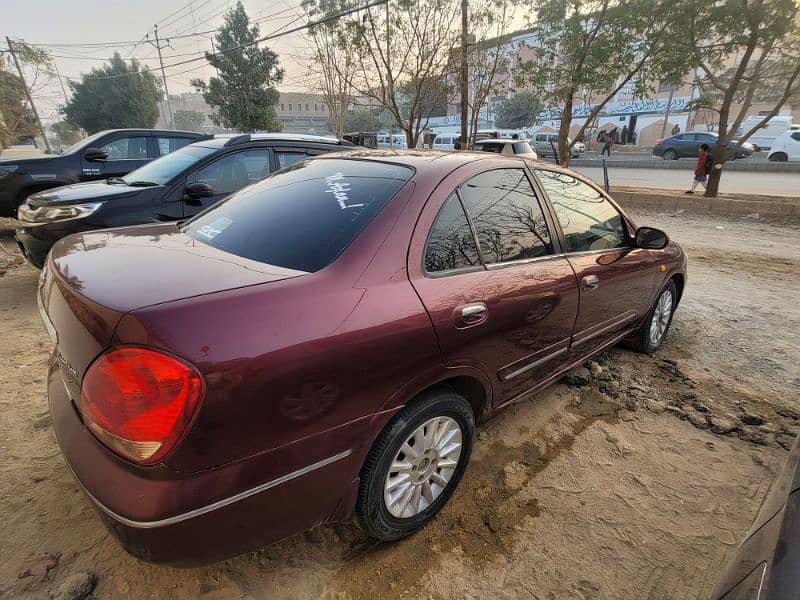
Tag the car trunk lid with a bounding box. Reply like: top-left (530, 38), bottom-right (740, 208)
top-left (41, 222), bottom-right (307, 396)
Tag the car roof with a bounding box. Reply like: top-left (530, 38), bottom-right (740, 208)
top-left (474, 139), bottom-right (523, 145)
top-left (94, 128), bottom-right (204, 136)
top-left (192, 132), bottom-right (350, 149)
top-left (311, 149), bottom-right (557, 174)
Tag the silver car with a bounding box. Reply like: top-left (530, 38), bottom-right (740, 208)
top-left (532, 133), bottom-right (584, 158)
top-left (472, 139), bottom-right (538, 158)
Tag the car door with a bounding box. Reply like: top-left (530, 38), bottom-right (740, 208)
top-left (183, 147), bottom-right (270, 217)
top-left (409, 165), bottom-right (580, 407)
top-left (694, 132), bottom-right (718, 155)
top-left (533, 168), bottom-right (658, 352)
top-left (82, 133), bottom-right (151, 180)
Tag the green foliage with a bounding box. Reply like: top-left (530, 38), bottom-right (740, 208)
top-left (191, 1), bottom-right (283, 132)
top-left (344, 108), bottom-right (382, 132)
top-left (62, 53), bottom-right (163, 134)
top-left (0, 44), bottom-right (52, 147)
top-left (494, 93), bottom-right (542, 129)
top-left (51, 121), bottom-right (83, 147)
top-left (173, 110), bottom-right (206, 132)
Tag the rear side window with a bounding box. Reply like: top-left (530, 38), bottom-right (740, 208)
top-left (184, 159), bottom-right (413, 272)
top-left (424, 193), bottom-right (480, 273)
top-left (275, 150), bottom-right (307, 169)
top-left (459, 169), bottom-right (553, 264)
top-left (791, 132), bottom-right (800, 142)
top-left (535, 170), bottom-right (628, 252)
top-left (157, 137), bottom-right (195, 156)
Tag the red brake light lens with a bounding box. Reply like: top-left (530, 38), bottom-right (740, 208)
top-left (655, 139), bottom-right (663, 145)
top-left (78, 347), bottom-right (203, 464)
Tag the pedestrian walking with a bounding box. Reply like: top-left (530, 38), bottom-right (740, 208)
top-left (621, 125), bottom-right (628, 145)
top-left (685, 143), bottom-right (712, 194)
top-left (600, 129), bottom-right (614, 156)
top-left (672, 124), bottom-right (680, 136)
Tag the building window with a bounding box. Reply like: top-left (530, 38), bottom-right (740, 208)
top-left (306, 103), bottom-right (310, 111)
top-left (288, 104), bottom-right (292, 111)
top-left (280, 104), bottom-right (284, 111)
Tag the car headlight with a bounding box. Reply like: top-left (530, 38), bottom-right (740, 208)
top-left (17, 202), bottom-right (101, 224)
top-left (0, 165), bottom-right (19, 181)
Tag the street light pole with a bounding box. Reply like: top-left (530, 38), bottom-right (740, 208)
top-left (460, 0), bottom-right (469, 149)
top-left (6, 37), bottom-right (52, 153)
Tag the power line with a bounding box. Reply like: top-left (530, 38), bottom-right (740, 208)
top-left (69, 0), bottom-right (388, 81)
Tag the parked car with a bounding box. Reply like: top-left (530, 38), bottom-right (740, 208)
top-left (432, 134), bottom-right (456, 150)
top-left (711, 436), bottom-right (800, 599)
top-left (736, 115), bottom-right (794, 151)
top-left (767, 130), bottom-right (800, 162)
top-left (342, 132), bottom-right (378, 149)
top-left (0, 129), bottom-right (205, 217)
top-left (377, 134), bottom-right (408, 149)
top-left (41, 150), bottom-right (685, 565)
top-left (532, 133), bottom-right (584, 158)
top-left (16, 133), bottom-right (352, 268)
top-left (473, 138), bottom-right (538, 158)
top-left (653, 131), bottom-right (754, 160)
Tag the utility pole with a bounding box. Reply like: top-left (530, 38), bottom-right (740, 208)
top-left (149, 25), bottom-right (174, 129)
top-left (54, 63), bottom-right (69, 105)
top-left (6, 37), bottom-right (52, 153)
top-left (459, 0), bottom-right (468, 149)
top-left (659, 84), bottom-right (675, 140)
top-left (386, 0), bottom-right (393, 148)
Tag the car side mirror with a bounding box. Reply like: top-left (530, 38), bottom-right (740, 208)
top-left (185, 181), bottom-right (215, 199)
top-left (83, 147), bottom-right (108, 161)
top-left (635, 226), bottom-right (669, 249)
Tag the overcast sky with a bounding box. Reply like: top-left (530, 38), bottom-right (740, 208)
top-left (4, 0), bottom-right (312, 123)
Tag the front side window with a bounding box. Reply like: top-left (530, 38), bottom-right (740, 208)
top-left (535, 170), bottom-right (628, 253)
top-left (460, 169), bottom-right (553, 264)
top-left (101, 137), bottom-right (149, 159)
top-left (183, 159), bottom-right (413, 272)
top-left (424, 193), bottom-right (480, 273)
top-left (188, 149), bottom-right (269, 194)
top-left (122, 144), bottom-right (216, 186)
top-left (790, 132), bottom-right (800, 142)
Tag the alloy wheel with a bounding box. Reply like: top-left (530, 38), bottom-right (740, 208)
top-left (383, 416), bottom-right (462, 518)
top-left (649, 289), bottom-right (674, 345)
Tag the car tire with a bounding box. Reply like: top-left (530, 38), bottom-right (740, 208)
top-left (629, 280), bottom-right (677, 355)
top-left (663, 149), bottom-right (678, 160)
top-left (769, 152), bottom-right (788, 162)
top-left (354, 386), bottom-right (475, 541)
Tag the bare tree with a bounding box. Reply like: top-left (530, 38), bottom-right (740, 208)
top-left (303, 0), bottom-right (357, 137)
top-left (462, 0), bottom-right (516, 146)
top-left (338, 0), bottom-right (459, 148)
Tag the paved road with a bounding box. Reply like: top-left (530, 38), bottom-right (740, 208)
top-left (579, 150), bottom-right (772, 162)
top-left (574, 166), bottom-right (799, 196)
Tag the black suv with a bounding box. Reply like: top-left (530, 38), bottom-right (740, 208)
top-left (15, 133), bottom-right (353, 267)
top-left (0, 129), bottom-right (205, 217)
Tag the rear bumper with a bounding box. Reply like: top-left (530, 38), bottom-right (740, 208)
top-left (47, 359), bottom-right (363, 566)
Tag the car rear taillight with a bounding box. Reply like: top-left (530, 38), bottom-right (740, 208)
top-left (78, 347), bottom-right (203, 464)
top-left (655, 139), bottom-right (663, 145)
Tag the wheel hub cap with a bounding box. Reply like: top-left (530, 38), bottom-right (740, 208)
top-left (384, 416), bottom-right (462, 518)
top-left (649, 289), bottom-right (674, 345)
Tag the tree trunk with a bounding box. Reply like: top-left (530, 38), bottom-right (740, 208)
top-left (705, 148), bottom-right (725, 197)
top-left (558, 95), bottom-right (574, 167)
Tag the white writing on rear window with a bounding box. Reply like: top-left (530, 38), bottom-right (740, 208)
top-left (324, 173), bottom-right (364, 210)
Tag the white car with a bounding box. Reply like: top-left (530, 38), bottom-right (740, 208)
top-left (532, 133), bottom-right (584, 158)
top-left (376, 134), bottom-right (408, 149)
top-left (432, 134), bottom-right (456, 150)
top-left (767, 130), bottom-right (800, 162)
top-left (473, 139), bottom-right (538, 158)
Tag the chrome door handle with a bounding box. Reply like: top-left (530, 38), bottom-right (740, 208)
top-left (461, 304), bottom-right (487, 319)
top-left (582, 275), bottom-right (600, 291)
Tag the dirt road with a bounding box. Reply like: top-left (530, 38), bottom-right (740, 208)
top-left (1, 209), bottom-right (799, 600)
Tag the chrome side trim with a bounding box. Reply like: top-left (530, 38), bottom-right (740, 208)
top-left (502, 346), bottom-right (568, 381)
top-left (572, 312), bottom-right (638, 347)
top-left (76, 450), bottom-right (353, 529)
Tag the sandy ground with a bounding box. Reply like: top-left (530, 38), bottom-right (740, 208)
top-left (1, 209), bottom-right (799, 600)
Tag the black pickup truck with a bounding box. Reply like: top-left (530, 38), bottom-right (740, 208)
top-left (0, 129), bottom-right (205, 217)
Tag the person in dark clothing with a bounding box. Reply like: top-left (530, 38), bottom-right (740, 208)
top-left (672, 124), bottom-right (680, 136)
top-left (601, 129), bottom-right (614, 156)
top-left (621, 125), bottom-right (628, 145)
top-left (685, 143), bottom-right (711, 194)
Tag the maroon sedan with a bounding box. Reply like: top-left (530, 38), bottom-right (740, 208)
top-left (40, 151), bottom-right (686, 564)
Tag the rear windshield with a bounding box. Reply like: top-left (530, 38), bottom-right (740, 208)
top-left (183, 159), bottom-right (413, 272)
